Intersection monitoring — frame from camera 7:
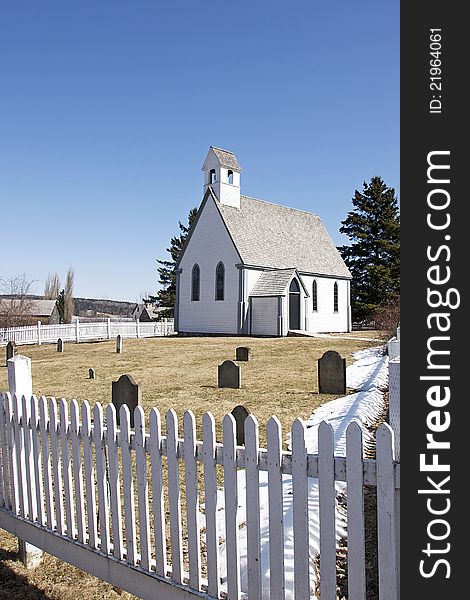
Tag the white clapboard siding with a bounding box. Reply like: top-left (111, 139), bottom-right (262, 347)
top-left (376, 423), bottom-right (398, 600)
top-left (346, 421), bottom-right (366, 600)
top-left (291, 418), bottom-right (310, 599)
top-left (202, 411), bottom-right (220, 598)
top-left (94, 403), bottom-right (111, 555)
top-left (135, 406), bottom-right (151, 572)
top-left (120, 405), bottom-right (137, 565)
top-left (223, 414), bottom-right (241, 600)
top-left (244, 414), bottom-right (261, 600)
top-left (166, 409), bottom-right (183, 583)
top-left (40, 396), bottom-right (55, 529)
top-left (149, 407), bottom-right (167, 577)
top-left (82, 400), bottom-right (98, 549)
top-left (319, 420), bottom-right (336, 600)
top-left (70, 400), bottom-right (86, 544)
top-left (106, 404), bottom-right (124, 560)
top-left (183, 410), bottom-right (201, 591)
top-left (49, 397), bottom-right (66, 535)
top-left (266, 416), bottom-right (285, 600)
top-left (59, 399), bottom-right (76, 539)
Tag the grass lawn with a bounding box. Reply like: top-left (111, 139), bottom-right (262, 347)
top-left (0, 333), bottom-right (382, 599)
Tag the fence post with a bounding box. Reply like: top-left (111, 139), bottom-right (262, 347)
top-left (164, 318), bottom-right (167, 336)
top-left (37, 321), bottom-right (41, 346)
top-left (7, 355), bottom-right (43, 569)
top-left (107, 318), bottom-right (111, 339)
top-left (75, 318), bottom-right (80, 343)
top-left (136, 319), bottom-right (140, 339)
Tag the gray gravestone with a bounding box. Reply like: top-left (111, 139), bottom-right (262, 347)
top-left (112, 374), bottom-right (141, 428)
top-left (89, 368), bottom-right (95, 379)
top-left (57, 338), bottom-right (64, 353)
top-left (6, 341), bottom-right (16, 366)
top-left (231, 404), bottom-right (251, 445)
top-left (236, 346), bottom-right (252, 362)
top-left (116, 334), bottom-right (122, 354)
top-left (318, 350), bottom-right (346, 395)
top-left (218, 360), bottom-right (241, 389)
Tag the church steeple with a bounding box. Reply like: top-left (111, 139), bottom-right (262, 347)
top-left (202, 146), bottom-right (241, 208)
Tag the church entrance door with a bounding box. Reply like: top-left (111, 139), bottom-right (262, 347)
top-left (289, 279), bottom-right (301, 330)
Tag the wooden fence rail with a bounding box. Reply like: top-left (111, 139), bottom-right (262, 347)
top-left (0, 318), bottom-right (174, 346)
top-left (0, 393), bottom-right (399, 599)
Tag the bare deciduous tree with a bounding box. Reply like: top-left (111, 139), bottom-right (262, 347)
top-left (44, 272), bottom-right (61, 300)
top-left (0, 274), bottom-right (35, 327)
top-left (64, 267), bottom-right (75, 323)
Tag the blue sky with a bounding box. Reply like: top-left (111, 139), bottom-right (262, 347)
top-left (0, 1), bottom-right (399, 302)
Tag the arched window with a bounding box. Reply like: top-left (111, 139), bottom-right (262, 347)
top-left (191, 264), bottom-right (200, 301)
top-left (227, 170), bottom-right (234, 184)
top-left (312, 280), bottom-right (318, 311)
top-left (209, 169), bottom-right (216, 184)
top-left (289, 279), bottom-right (300, 293)
top-left (333, 281), bottom-right (339, 312)
top-left (215, 262), bottom-right (225, 301)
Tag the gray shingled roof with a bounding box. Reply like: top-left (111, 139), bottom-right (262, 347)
top-left (0, 299), bottom-right (57, 316)
top-left (217, 195), bottom-right (351, 278)
top-left (250, 269), bottom-right (302, 296)
top-left (210, 146), bottom-right (242, 171)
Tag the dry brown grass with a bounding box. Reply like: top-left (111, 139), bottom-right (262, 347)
top-left (0, 333), bottom-right (382, 598)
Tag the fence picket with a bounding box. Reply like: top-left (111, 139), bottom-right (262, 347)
top-left (149, 408), bottom-right (167, 577)
top-left (82, 400), bottom-right (98, 549)
top-left (59, 399), bottom-right (76, 539)
top-left (292, 418), bottom-right (309, 599)
top-left (166, 409), bottom-right (183, 584)
top-left (202, 411), bottom-right (220, 598)
top-left (318, 420), bottom-right (336, 600)
top-left (39, 397), bottom-right (54, 529)
top-left (21, 394), bottom-right (36, 522)
top-left (70, 400), bottom-right (86, 544)
top-left (183, 410), bottom-right (201, 591)
top-left (106, 404), bottom-right (124, 560)
top-left (49, 397), bottom-right (65, 535)
top-left (266, 416), bottom-right (284, 600)
top-left (346, 422), bottom-right (366, 600)
top-left (245, 414), bottom-right (261, 600)
top-left (13, 394), bottom-right (28, 518)
top-left (223, 414), bottom-right (241, 599)
top-left (120, 405), bottom-right (137, 565)
top-left (134, 406), bottom-right (151, 571)
top-left (0, 393), bottom-right (9, 509)
top-left (376, 423), bottom-right (398, 600)
top-left (5, 393), bottom-right (19, 515)
top-left (93, 403), bottom-right (111, 554)
top-left (30, 396), bottom-right (44, 525)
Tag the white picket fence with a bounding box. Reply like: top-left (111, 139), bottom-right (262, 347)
top-left (0, 393), bottom-right (399, 600)
top-left (0, 318), bottom-right (174, 346)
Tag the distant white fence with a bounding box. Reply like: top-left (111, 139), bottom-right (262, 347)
top-left (0, 393), bottom-right (400, 600)
top-left (0, 318), bottom-right (174, 346)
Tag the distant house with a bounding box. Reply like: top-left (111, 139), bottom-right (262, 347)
top-left (174, 147), bottom-right (352, 336)
top-left (131, 304), bottom-right (167, 322)
top-left (0, 298), bottom-right (60, 326)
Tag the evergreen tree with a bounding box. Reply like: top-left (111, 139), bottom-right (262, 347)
top-left (338, 176), bottom-right (400, 322)
top-left (146, 207), bottom-right (198, 317)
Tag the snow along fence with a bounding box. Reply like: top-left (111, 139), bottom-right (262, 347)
top-left (0, 318), bottom-right (174, 346)
top-left (0, 394), bottom-right (400, 600)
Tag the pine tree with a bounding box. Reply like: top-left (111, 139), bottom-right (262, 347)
top-left (338, 176), bottom-right (400, 323)
top-left (146, 207), bottom-right (198, 317)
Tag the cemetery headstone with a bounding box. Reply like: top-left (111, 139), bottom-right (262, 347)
top-left (6, 341), bottom-right (16, 366)
top-left (236, 346), bottom-right (252, 362)
top-left (218, 360), bottom-right (241, 389)
top-left (112, 374), bottom-right (141, 428)
top-left (89, 368), bottom-right (95, 380)
top-left (57, 338), bottom-right (64, 353)
top-left (231, 404), bottom-right (251, 445)
top-left (318, 350), bottom-right (346, 395)
top-left (116, 334), bottom-right (122, 354)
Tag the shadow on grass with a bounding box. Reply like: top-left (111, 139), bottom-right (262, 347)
top-left (0, 545), bottom-right (52, 600)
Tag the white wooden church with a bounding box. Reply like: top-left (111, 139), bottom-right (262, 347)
top-left (174, 147), bottom-right (352, 336)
